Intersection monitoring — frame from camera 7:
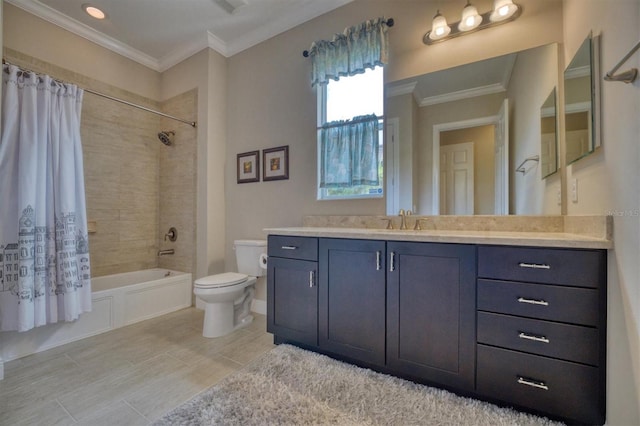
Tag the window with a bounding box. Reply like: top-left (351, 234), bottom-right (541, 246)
top-left (317, 66), bottom-right (384, 200)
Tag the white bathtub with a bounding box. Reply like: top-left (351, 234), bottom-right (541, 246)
top-left (0, 268), bottom-right (192, 362)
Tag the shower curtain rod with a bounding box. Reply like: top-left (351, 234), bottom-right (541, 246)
top-left (83, 90), bottom-right (197, 127)
top-left (2, 59), bottom-right (197, 128)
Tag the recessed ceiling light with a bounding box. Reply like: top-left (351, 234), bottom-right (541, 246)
top-left (82, 3), bottom-right (106, 20)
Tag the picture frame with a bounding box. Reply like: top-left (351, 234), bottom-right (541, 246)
top-left (263, 145), bottom-right (289, 181)
top-left (237, 150), bottom-right (260, 183)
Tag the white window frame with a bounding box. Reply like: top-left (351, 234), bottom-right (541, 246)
top-left (316, 69), bottom-right (384, 201)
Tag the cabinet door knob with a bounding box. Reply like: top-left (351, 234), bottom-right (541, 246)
top-left (517, 297), bottom-right (549, 306)
top-left (518, 332), bottom-right (550, 344)
top-left (389, 252), bottom-right (396, 272)
top-left (517, 376), bottom-right (549, 391)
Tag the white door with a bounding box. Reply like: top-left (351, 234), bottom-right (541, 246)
top-left (494, 99), bottom-right (509, 215)
top-left (440, 142), bottom-right (474, 215)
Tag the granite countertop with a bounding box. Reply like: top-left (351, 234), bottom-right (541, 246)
top-left (263, 226), bottom-right (613, 249)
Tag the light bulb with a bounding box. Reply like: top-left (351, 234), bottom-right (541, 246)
top-left (458, 2), bottom-right (482, 32)
top-left (490, 0), bottom-right (518, 22)
top-left (429, 10), bottom-right (451, 40)
top-left (82, 4), bottom-right (106, 20)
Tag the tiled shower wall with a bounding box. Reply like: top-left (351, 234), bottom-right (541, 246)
top-left (158, 90), bottom-right (198, 274)
top-left (3, 48), bottom-right (197, 278)
top-left (82, 80), bottom-right (162, 277)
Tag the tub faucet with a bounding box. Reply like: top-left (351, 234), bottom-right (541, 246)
top-left (157, 249), bottom-right (175, 256)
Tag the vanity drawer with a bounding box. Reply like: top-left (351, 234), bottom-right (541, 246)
top-left (477, 345), bottom-right (602, 425)
top-left (268, 235), bottom-right (318, 261)
top-left (477, 279), bottom-right (598, 326)
top-left (478, 246), bottom-right (605, 288)
top-left (477, 312), bottom-right (599, 365)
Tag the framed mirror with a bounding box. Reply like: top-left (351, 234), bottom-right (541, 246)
top-left (564, 34), bottom-right (601, 165)
top-left (540, 88), bottom-right (558, 178)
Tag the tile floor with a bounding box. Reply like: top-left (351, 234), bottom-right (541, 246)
top-left (0, 308), bottom-right (274, 425)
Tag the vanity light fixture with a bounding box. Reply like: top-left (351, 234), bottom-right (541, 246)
top-left (428, 10), bottom-right (451, 42)
top-left (458, 2), bottom-right (482, 32)
top-left (82, 3), bottom-right (106, 20)
top-left (424, 0), bottom-right (521, 45)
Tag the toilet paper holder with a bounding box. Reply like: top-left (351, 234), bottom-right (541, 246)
top-left (259, 253), bottom-right (268, 269)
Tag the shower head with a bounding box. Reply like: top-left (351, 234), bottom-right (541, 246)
top-left (158, 130), bottom-right (175, 146)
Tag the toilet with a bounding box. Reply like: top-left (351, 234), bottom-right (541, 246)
top-left (194, 239), bottom-right (267, 338)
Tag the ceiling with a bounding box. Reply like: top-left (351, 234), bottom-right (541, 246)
top-left (6, 0), bottom-right (353, 72)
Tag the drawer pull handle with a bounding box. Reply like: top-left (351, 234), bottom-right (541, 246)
top-left (309, 271), bottom-right (315, 288)
top-left (376, 251), bottom-right (381, 271)
top-left (517, 377), bottom-right (549, 391)
top-left (519, 332), bottom-right (550, 344)
top-left (517, 297), bottom-right (549, 306)
top-left (389, 252), bottom-right (396, 272)
top-left (281, 245), bottom-right (298, 250)
top-left (518, 262), bottom-right (551, 270)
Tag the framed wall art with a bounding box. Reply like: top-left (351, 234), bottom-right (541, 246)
top-left (237, 150), bottom-right (260, 183)
top-left (263, 145), bottom-right (289, 181)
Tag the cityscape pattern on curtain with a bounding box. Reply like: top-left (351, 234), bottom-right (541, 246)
top-left (0, 205), bottom-right (90, 302)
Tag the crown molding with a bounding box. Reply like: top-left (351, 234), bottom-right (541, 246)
top-left (223, 0), bottom-right (354, 57)
top-left (7, 0), bottom-right (161, 71)
top-left (8, 0), bottom-right (354, 71)
top-left (156, 32), bottom-right (221, 73)
top-left (418, 83), bottom-right (506, 107)
top-left (385, 82), bottom-right (417, 98)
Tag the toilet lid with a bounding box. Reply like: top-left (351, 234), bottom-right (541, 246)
top-left (195, 272), bottom-right (248, 288)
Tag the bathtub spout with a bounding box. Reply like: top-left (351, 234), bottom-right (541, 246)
top-left (158, 249), bottom-right (175, 256)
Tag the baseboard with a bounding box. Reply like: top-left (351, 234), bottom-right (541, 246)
top-left (251, 299), bottom-right (266, 315)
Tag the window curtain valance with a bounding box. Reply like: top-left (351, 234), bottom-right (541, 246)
top-left (320, 114), bottom-right (380, 188)
top-left (308, 17), bottom-right (390, 87)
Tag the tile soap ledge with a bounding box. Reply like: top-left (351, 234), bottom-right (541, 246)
top-left (264, 215), bottom-right (612, 249)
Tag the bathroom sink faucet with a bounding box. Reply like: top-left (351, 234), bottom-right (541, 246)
top-left (398, 209), bottom-right (412, 230)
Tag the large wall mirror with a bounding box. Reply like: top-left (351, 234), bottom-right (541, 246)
top-left (564, 34), bottom-right (601, 165)
top-left (540, 88), bottom-right (558, 178)
top-left (385, 43), bottom-right (559, 215)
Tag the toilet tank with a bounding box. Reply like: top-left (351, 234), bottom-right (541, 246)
top-left (234, 239), bottom-right (267, 277)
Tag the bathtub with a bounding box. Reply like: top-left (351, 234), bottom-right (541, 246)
top-left (0, 268), bottom-right (192, 362)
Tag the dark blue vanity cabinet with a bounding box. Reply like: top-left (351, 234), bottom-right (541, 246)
top-left (386, 241), bottom-right (476, 390)
top-left (319, 238), bottom-right (386, 365)
top-left (476, 245), bottom-right (607, 425)
top-left (267, 235), bottom-right (607, 425)
top-left (266, 236), bottom-right (319, 347)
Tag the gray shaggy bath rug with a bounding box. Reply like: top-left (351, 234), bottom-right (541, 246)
top-left (153, 344), bottom-right (563, 425)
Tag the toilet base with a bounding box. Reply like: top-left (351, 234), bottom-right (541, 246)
top-left (201, 303), bottom-right (255, 338)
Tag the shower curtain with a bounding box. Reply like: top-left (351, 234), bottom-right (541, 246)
top-left (0, 63), bottom-right (92, 332)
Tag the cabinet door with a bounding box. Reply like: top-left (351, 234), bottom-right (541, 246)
top-left (319, 238), bottom-right (386, 365)
top-left (387, 242), bottom-right (476, 390)
top-left (267, 257), bottom-right (318, 347)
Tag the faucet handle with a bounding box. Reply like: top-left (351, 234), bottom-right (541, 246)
top-left (398, 209), bottom-right (405, 216)
top-left (381, 218), bottom-right (394, 230)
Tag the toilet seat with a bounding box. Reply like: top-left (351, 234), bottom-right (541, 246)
top-left (195, 272), bottom-right (248, 289)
